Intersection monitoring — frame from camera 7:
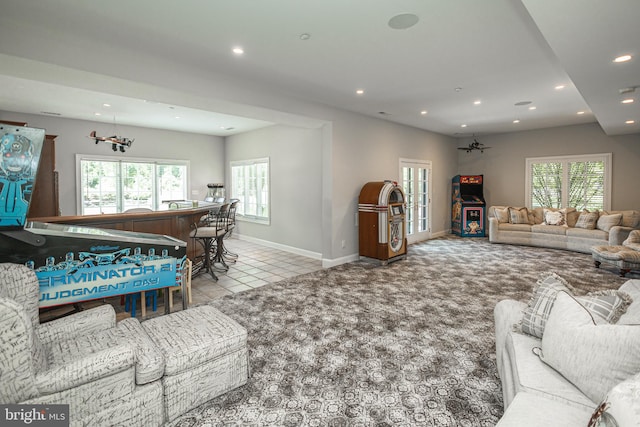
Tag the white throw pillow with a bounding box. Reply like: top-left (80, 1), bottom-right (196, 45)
top-left (543, 209), bottom-right (566, 226)
top-left (540, 292), bottom-right (640, 404)
top-left (589, 373), bottom-right (640, 427)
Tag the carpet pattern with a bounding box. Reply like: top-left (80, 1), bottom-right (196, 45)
top-left (172, 236), bottom-right (630, 426)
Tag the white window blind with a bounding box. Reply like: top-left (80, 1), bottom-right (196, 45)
top-left (230, 157), bottom-right (270, 223)
top-left (525, 153), bottom-right (611, 211)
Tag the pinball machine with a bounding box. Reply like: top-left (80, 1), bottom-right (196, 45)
top-left (0, 124), bottom-right (187, 313)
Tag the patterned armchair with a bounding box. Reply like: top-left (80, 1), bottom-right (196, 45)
top-left (0, 263), bottom-right (165, 426)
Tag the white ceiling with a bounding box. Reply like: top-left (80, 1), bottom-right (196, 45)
top-left (0, 0), bottom-right (638, 137)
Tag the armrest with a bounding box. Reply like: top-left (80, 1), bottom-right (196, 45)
top-left (34, 344), bottom-right (135, 394)
top-left (488, 217), bottom-right (499, 242)
top-left (0, 298), bottom-right (40, 403)
top-left (37, 305), bottom-right (116, 345)
top-left (609, 226), bottom-right (634, 246)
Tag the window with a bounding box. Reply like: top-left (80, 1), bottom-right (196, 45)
top-left (525, 153), bottom-right (611, 210)
top-left (230, 157), bottom-right (269, 223)
top-left (77, 155), bottom-right (188, 214)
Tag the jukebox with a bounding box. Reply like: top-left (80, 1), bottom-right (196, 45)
top-left (0, 125), bottom-right (187, 312)
top-left (358, 180), bottom-right (407, 264)
top-left (451, 174), bottom-right (486, 237)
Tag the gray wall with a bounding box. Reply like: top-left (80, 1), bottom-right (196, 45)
top-left (329, 112), bottom-right (457, 262)
top-left (457, 123), bottom-right (640, 210)
top-left (0, 111), bottom-right (225, 215)
top-left (225, 124), bottom-right (324, 255)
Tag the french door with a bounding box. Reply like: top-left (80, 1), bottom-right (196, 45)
top-left (400, 159), bottom-right (432, 244)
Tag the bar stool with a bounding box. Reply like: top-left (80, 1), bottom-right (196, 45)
top-left (210, 203), bottom-right (232, 271)
top-left (221, 199), bottom-right (239, 261)
top-left (190, 204), bottom-right (229, 279)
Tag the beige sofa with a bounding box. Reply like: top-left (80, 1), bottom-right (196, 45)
top-left (495, 276), bottom-right (640, 426)
top-left (488, 206), bottom-right (640, 253)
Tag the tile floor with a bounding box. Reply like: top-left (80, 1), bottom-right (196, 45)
top-left (187, 237), bottom-right (324, 305)
top-left (114, 237), bottom-right (323, 319)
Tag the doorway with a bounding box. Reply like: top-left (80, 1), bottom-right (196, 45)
top-left (400, 159), bottom-right (432, 244)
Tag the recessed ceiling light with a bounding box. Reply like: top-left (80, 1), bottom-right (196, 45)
top-left (473, 100), bottom-right (481, 105)
top-left (420, 110), bottom-right (428, 115)
top-left (461, 124), bottom-right (467, 128)
top-left (356, 89), bottom-right (364, 95)
top-left (528, 106), bottom-right (537, 110)
top-left (555, 85), bottom-right (565, 90)
top-left (513, 119), bottom-right (520, 124)
top-left (454, 87), bottom-right (463, 92)
top-left (388, 13), bottom-right (419, 30)
top-left (232, 47), bottom-right (244, 55)
top-left (577, 111), bottom-right (585, 115)
top-left (622, 98), bottom-right (635, 104)
top-left (94, 112), bottom-right (101, 116)
top-left (103, 103), bottom-right (111, 107)
top-left (614, 54), bottom-right (632, 63)
top-left (626, 120), bottom-right (635, 124)
top-left (299, 33), bottom-right (311, 40)
top-left (175, 116), bottom-right (180, 119)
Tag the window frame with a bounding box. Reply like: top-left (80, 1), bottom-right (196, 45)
top-left (75, 154), bottom-right (190, 215)
top-left (229, 157), bottom-right (270, 225)
top-left (524, 153), bottom-right (611, 211)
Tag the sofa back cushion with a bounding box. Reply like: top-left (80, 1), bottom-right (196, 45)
top-left (509, 207), bottom-right (530, 224)
top-left (597, 213), bottom-right (623, 232)
top-left (574, 210), bottom-right (599, 229)
top-left (540, 292), bottom-right (640, 404)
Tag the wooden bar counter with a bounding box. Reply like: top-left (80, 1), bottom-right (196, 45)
top-left (29, 202), bottom-right (219, 261)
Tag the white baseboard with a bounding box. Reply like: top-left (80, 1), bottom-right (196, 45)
top-left (235, 234), bottom-right (323, 260)
top-left (322, 253), bottom-right (360, 268)
top-left (236, 230), bottom-right (452, 269)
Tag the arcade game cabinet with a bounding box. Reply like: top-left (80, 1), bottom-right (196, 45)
top-left (451, 175), bottom-right (486, 237)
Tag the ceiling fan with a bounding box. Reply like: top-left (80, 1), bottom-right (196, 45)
top-left (458, 138), bottom-right (492, 153)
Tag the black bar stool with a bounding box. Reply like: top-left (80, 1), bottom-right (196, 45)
top-left (189, 206), bottom-right (226, 280)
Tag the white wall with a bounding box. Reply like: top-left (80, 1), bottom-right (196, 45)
top-left (225, 124), bottom-right (324, 255)
top-left (457, 123), bottom-right (640, 209)
top-left (0, 110), bottom-right (225, 215)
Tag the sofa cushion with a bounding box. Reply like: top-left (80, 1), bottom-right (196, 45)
top-left (565, 227), bottom-right (608, 240)
top-left (574, 210), bottom-right (599, 230)
top-left (498, 222), bottom-right (533, 232)
top-left (597, 213), bottom-right (623, 232)
top-left (531, 224), bottom-right (567, 235)
top-left (540, 292), bottom-right (640, 404)
top-left (496, 392), bottom-right (594, 427)
top-left (589, 372), bottom-right (640, 427)
top-left (494, 206), bottom-right (510, 223)
top-left (618, 280), bottom-right (640, 325)
top-left (509, 207), bottom-right (530, 224)
top-left (520, 272), bottom-right (631, 338)
top-left (543, 209), bottom-right (567, 226)
top-left (505, 332), bottom-right (595, 410)
top-left (521, 272), bottom-right (576, 338)
top-left (614, 210), bottom-right (640, 228)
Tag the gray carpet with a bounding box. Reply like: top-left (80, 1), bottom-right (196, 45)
top-left (172, 236), bottom-right (631, 426)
